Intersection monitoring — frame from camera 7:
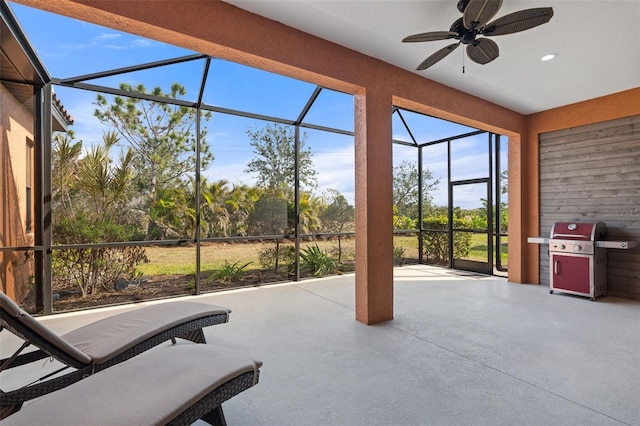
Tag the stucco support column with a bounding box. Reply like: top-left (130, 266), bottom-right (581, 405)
top-left (508, 133), bottom-right (531, 283)
top-left (508, 130), bottom-right (541, 284)
top-left (354, 88), bottom-right (394, 325)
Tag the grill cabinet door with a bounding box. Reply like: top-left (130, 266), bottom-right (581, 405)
top-left (550, 253), bottom-right (591, 295)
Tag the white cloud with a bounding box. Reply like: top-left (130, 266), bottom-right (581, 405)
top-left (131, 39), bottom-right (151, 48)
top-left (313, 145), bottom-right (355, 204)
top-left (202, 161), bottom-right (255, 187)
top-left (55, 32), bottom-right (151, 53)
top-left (96, 33), bottom-right (121, 40)
top-left (59, 42), bottom-right (94, 52)
top-left (104, 38), bottom-right (152, 50)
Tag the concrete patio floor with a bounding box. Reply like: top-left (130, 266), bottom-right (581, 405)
top-left (3, 265), bottom-right (639, 425)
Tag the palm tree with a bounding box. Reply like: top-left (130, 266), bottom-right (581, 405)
top-left (226, 184), bottom-right (260, 236)
top-left (296, 192), bottom-right (322, 235)
top-left (200, 179), bottom-right (232, 237)
top-left (52, 131), bottom-right (83, 221)
top-left (149, 185), bottom-right (196, 239)
top-left (75, 131), bottom-right (134, 222)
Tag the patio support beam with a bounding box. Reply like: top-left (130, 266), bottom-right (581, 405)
top-left (354, 88), bottom-right (393, 325)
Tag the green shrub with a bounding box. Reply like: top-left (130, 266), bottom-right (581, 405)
top-left (421, 216), bottom-right (472, 264)
top-left (52, 213), bottom-right (148, 297)
top-left (470, 212), bottom-right (488, 230)
top-left (258, 246), bottom-right (277, 270)
top-left (258, 245), bottom-right (295, 272)
top-left (393, 205), bottom-right (417, 230)
top-left (300, 244), bottom-right (338, 277)
top-left (393, 245), bottom-right (406, 266)
top-left (212, 261), bottom-right (251, 282)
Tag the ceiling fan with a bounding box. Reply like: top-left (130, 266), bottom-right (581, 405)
top-left (403, 0), bottom-right (554, 71)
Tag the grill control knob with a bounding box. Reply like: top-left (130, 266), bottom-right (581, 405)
top-left (574, 245), bottom-right (582, 252)
top-left (560, 244), bottom-right (566, 250)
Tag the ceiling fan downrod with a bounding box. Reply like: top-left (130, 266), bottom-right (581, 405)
top-left (462, 47), bottom-right (466, 74)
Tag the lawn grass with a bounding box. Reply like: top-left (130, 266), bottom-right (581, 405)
top-left (137, 233), bottom-right (507, 278)
top-left (51, 233), bottom-right (508, 312)
top-left (138, 238), bottom-right (357, 277)
top-left (393, 233), bottom-right (507, 266)
top-left (467, 233), bottom-right (508, 265)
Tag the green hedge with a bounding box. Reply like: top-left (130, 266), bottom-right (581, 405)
top-left (421, 216), bottom-right (472, 264)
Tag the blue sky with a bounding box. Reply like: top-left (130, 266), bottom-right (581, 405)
top-left (9, 1), bottom-right (506, 209)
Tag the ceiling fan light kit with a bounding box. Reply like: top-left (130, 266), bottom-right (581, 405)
top-left (403, 0), bottom-right (554, 71)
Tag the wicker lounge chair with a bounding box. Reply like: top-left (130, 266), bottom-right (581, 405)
top-left (1, 342), bottom-right (262, 425)
top-left (0, 292), bottom-right (231, 418)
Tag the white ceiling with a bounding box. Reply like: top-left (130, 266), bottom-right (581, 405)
top-left (225, 0), bottom-right (640, 115)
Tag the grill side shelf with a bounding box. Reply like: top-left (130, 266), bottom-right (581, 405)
top-left (527, 237), bottom-right (549, 244)
top-left (594, 241), bottom-right (638, 249)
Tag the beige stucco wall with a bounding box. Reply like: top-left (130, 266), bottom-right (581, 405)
top-left (1, 83), bottom-right (35, 301)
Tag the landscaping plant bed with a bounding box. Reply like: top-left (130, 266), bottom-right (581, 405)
top-left (46, 264), bottom-right (354, 313)
top-left (49, 270), bottom-right (290, 312)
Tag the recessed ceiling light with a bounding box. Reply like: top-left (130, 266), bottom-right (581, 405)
top-left (541, 53), bottom-right (558, 62)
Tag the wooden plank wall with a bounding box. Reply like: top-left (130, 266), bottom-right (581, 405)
top-left (538, 114), bottom-right (640, 300)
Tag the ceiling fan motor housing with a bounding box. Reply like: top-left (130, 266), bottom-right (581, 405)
top-left (450, 18), bottom-right (477, 44)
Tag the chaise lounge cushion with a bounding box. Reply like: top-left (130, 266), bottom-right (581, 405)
top-left (2, 343), bottom-right (262, 426)
top-left (0, 293), bottom-right (231, 366)
top-left (0, 294), bottom-right (92, 364)
top-left (61, 301), bottom-right (231, 363)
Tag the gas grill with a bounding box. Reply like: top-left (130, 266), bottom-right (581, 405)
top-left (528, 221), bottom-right (637, 300)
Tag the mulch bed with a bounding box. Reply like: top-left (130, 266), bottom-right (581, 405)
top-left (20, 262), bottom-right (357, 313)
top-left (48, 270), bottom-right (288, 312)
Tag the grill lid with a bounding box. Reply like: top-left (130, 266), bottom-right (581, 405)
top-left (550, 222), bottom-right (606, 242)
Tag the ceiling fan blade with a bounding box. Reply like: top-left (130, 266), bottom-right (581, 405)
top-left (483, 7), bottom-right (554, 36)
top-left (417, 43), bottom-right (460, 70)
top-left (402, 31), bottom-right (459, 43)
top-left (463, 0), bottom-right (503, 30)
top-left (466, 38), bottom-right (499, 65)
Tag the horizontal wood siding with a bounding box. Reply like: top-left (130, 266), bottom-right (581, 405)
top-left (538, 115), bottom-right (640, 300)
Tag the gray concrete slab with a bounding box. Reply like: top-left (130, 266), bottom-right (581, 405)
top-left (2, 265), bottom-right (639, 425)
top-left (197, 267), bottom-right (640, 425)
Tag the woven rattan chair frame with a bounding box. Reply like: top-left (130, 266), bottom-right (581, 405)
top-left (0, 301), bottom-right (230, 417)
top-left (169, 370), bottom-right (260, 426)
